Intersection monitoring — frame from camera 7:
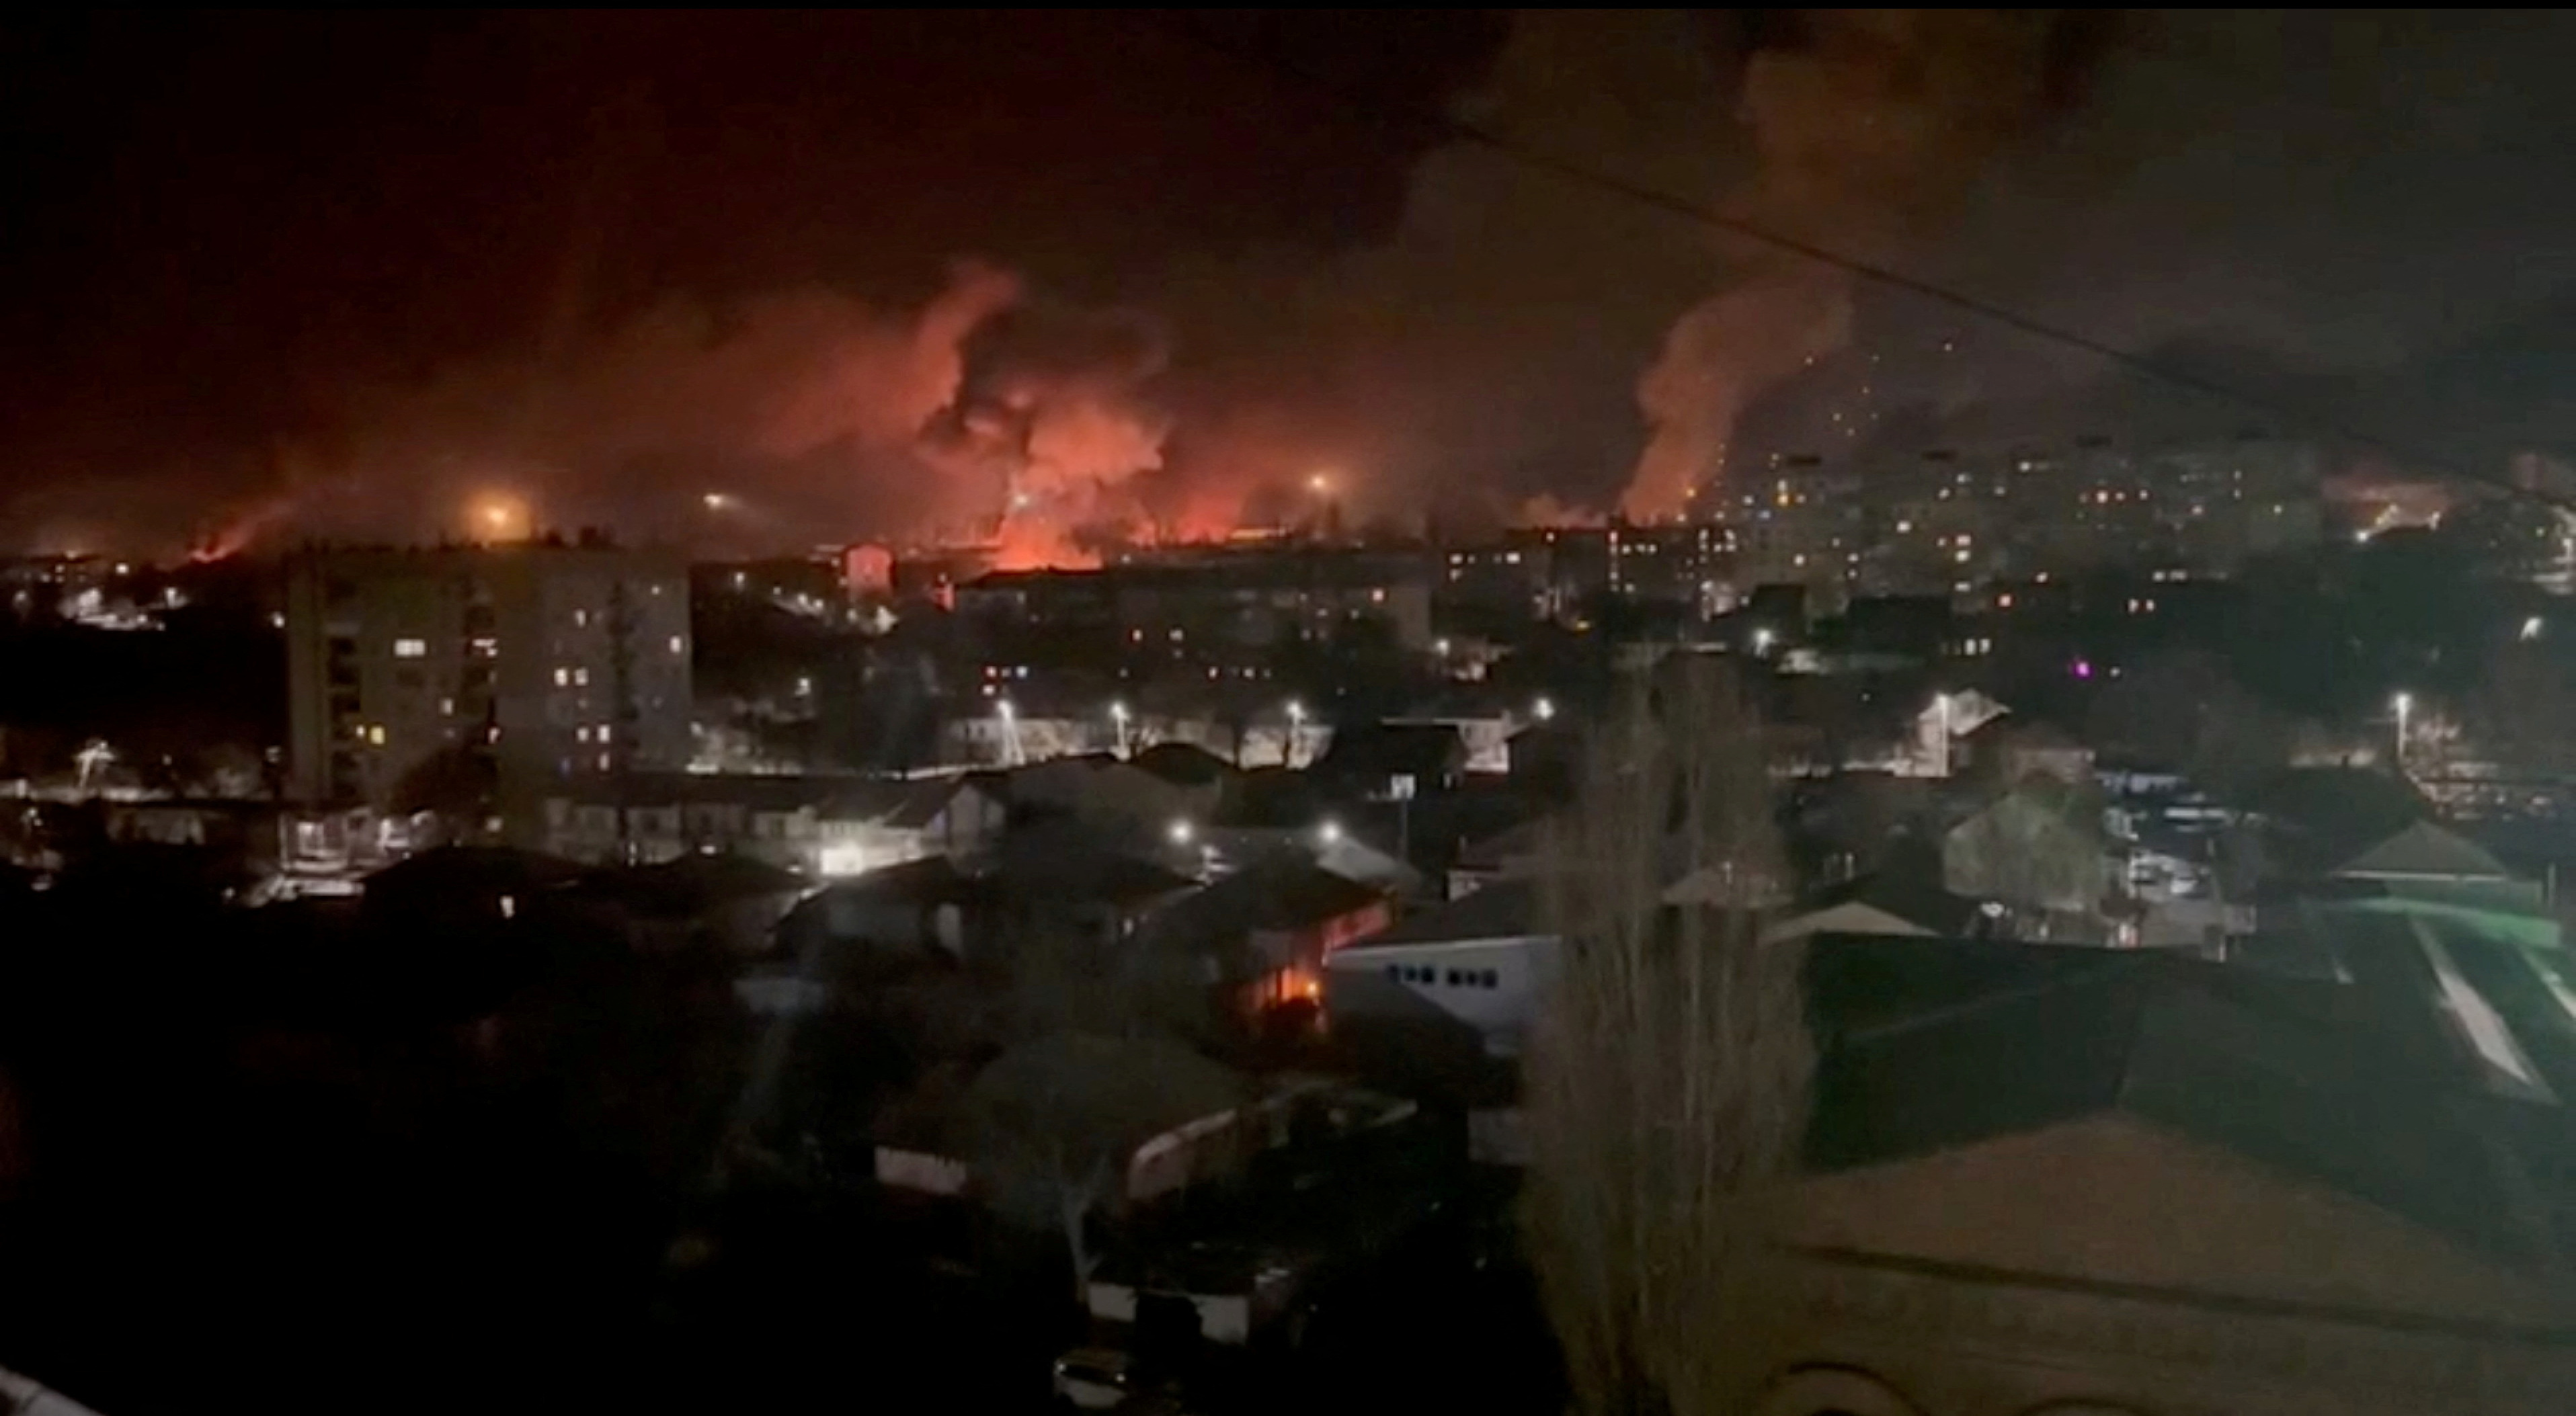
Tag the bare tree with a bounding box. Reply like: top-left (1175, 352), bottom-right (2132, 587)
top-left (1523, 659), bottom-right (1814, 1416)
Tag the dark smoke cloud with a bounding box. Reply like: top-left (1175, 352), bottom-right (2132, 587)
top-left (19, 11), bottom-right (2576, 556)
top-left (1731, 10), bottom-right (2576, 482)
top-left (1626, 9), bottom-right (2107, 519)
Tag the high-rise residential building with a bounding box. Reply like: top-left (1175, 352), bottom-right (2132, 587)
top-left (284, 541), bottom-right (692, 841)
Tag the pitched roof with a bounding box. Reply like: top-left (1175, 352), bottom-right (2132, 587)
top-left (1129, 741), bottom-right (1235, 788)
top-left (2249, 766), bottom-right (2431, 871)
top-left (1316, 722), bottom-right (1465, 780)
top-left (1455, 817), bottom-right (1547, 871)
top-left (586, 850), bottom-right (808, 916)
top-left (1804, 935), bottom-right (2569, 1270)
top-left (2334, 821), bottom-right (2513, 881)
top-left (1964, 713), bottom-right (2086, 753)
top-left (1150, 858), bottom-right (1387, 951)
top-left (1794, 872), bottom-right (1984, 936)
top-left (1361, 877), bottom-right (1542, 947)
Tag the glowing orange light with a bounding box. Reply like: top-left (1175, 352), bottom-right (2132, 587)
top-left (468, 492), bottom-right (532, 544)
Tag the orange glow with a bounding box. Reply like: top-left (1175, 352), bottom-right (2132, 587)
top-left (188, 497), bottom-right (294, 563)
top-left (988, 513), bottom-right (1098, 572)
top-left (467, 491), bottom-right (533, 544)
top-left (1517, 493), bottom-right (1607, 530)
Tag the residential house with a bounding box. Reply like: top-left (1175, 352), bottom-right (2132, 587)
top-left (1757, 935), bottom-right (2576, 1415)
top-left (1010, 753), bottom-right (1223, 837)
top-left (813, 773), bottom-right (1006, 877)
top-left (1324, 878), bottom-right (1557, 1062)
top-left (1312, 722), bottom-right (1467, 802)
top-left (360, 844), bottom-right (585, 932)
top-left (1956, 712), bottom-right (2095, 786)
top-left (1127, 741), bottom-right (1236, 795)
top-left (1145, 857), bottom-right (1392, 1021)
top-left (1761, 873), bottom-right (1988, 946)
top-left (776, 854), bottom-right (981, 964)
top-left (1941, 778), bottom-right (2111, 941)
top-left (540, 772), bottom-right (835, 870)
top-left (1447, 818), bottom-right (1545, 901)
top-left (574, 851), bottom-right (807, 954)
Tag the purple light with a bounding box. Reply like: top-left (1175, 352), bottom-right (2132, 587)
top-left (2071, 658), bottom-right (2094, 679)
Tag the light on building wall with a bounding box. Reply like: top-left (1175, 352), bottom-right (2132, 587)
top-left (1317, 819), bottom-right (1343, 846)
top-left (393, 638), bottom-right (426, 659)
top-left (1168, 819), bottom-right (1195, 847)
top-left (1533, 696), bottom-right (1556, 722)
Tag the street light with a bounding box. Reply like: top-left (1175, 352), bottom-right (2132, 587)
top-left (1317, 819), bottom-right (1343, 847)
top-left (1533, 696), bottom-right (1556, 722)
top-left (1168, 818), bottom-right (1195, 847)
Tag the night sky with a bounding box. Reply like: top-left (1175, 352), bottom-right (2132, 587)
top-left (7, 10), bottom-right (2576, 556)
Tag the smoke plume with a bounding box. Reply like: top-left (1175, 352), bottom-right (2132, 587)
top-left (278, 261), bottom-right (1168, 565)
top-left (1625, 11), bottom-right (2100, 521)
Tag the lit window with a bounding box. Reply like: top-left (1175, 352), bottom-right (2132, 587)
top-left (573, 667), bottom-right (590, 686)
top-left (597, 724), bottom-right (612, 743)
top-left (668, 635), bottom-right (684, 655)
top-left (554, 667), bottom-right (570, 687)
top-left (367, 724), bottom-right (387, 746)
top-left (393, 638), bottom-right (427, 659)
top-left (597, 753), bottom-right (612, 772)
top-left (576, 726), bottom-right (592, 744)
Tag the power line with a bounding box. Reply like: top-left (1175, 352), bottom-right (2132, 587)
top-left (1141, 13), bottom-right (2567, 515)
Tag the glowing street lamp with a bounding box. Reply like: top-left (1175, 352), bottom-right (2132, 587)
top-left (1317, 819), bottom-right (1343, 847)
top-left (1533, 696), bottom-right (1556, 723)
top-left (702, 491), bottom-right (734, 511)
top-left (1168, 818), bottom-right (1195, 847)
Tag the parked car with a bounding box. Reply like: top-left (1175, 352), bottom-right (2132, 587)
top-left (1051, 1346), bottom-right (1133, 1411)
